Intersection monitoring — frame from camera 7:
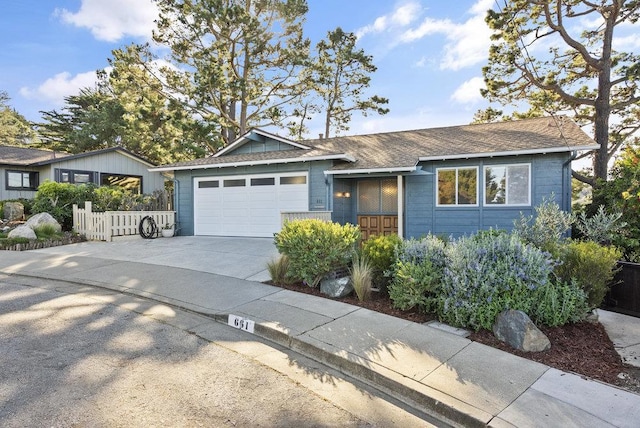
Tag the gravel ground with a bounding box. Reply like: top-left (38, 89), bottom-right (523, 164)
top-left (0, 280), bottom-right (424, 427)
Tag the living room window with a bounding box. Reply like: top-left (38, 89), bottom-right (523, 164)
top-left (57, 169), bottom-right (95, 185)
top-left (101, 173), bottom-right (143, 194)
top-left (484, 164), bottom-right (531, 206)
top-left (6, 170), bottom-right (39, 190)
top-left (436, 167), bottom-right (478, 206)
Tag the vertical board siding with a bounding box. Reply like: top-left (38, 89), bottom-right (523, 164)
top-left (404, 153), bottom-right (571, 239)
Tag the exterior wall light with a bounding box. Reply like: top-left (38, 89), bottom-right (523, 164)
top-left (336, 191), bottom-right (351, 198)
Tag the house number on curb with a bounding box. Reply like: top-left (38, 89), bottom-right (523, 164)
top-left (228, 314), bottom-right (255, 333)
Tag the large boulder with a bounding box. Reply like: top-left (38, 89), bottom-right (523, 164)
top-left (25, 213), bottom-right (62, 233)
top-left (493, 309), bottom-right (551, 352)
top-left (3, 202), bottom-right (24, 221)
top-left (320, 270), bottom-right (353, 298)
top-left (8, 225), bottom-right (37, 240)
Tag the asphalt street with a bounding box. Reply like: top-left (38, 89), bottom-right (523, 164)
top-left (0, 275), bottom-right (435, 427)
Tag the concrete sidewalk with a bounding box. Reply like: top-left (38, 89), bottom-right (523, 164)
top-left (1, 239), bottom-right (639, 427)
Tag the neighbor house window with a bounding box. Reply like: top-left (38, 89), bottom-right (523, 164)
top-left (437, 167), bottom-right (478, 206)
top-left (57, 169), bottom-right (95, 184)
top-left (6, 170), bottom-right (39, 190)
top-left (101, 173), bottom-right (142, 194)
top-left (484, 164), bottom-right (531, 206)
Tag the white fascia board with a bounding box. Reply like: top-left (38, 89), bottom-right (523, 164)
top-left (213, 129), bottom-right (310, 157)
top-left (151, 153), bottom-right (355, 172)
top-left (418, 144), bottom-right (600, 161)
top-left (324, 166), bottom-right (417, 175)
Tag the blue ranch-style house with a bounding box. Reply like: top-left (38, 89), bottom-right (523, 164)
top-left (152, 116), bottom-right (598, 240)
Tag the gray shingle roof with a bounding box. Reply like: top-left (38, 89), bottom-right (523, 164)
top-left (0, 145), bottom-right (69, 166)
top-left (152, 116), bottom-right (597, 172)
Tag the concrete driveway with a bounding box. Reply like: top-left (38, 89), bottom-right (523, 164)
top-left (31, 236), bottom-right (280, 282)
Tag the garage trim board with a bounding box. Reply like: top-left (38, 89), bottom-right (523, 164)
top-left (194, 172), bottom-right (309, 237)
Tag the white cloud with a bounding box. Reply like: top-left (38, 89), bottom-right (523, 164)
top-left (20, 71), bottom-right (101, 105)
top-left (356, 2), bottom-right (422, 38)
top-left (451, 77), bottom-right (485, 104)
top-left (398, 0), bottom-right (494, 70)
top-left (56, 0), bottom-right (158, 42)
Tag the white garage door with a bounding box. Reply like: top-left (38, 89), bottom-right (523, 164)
top-left (194, 172), bottom-right (309, 237)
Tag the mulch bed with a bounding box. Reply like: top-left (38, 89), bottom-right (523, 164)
top-left (269, 280), bottom-right (640, 393)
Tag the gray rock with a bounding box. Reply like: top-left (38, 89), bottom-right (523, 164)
top-left (493, 309), bottom-right (551, 352)
top-left (8, 225), bottom-right (37, 240)
top-left (25, 212), bottom-right (62, 232)
top-left (320, 274), bottom-right (353, 298)
top-left (4, 202), bottom-right (24, 221)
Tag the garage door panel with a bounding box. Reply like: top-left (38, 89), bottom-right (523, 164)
top-left (195, 173), bottom-right (309, 237)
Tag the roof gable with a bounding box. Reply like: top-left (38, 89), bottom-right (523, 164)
top-left (213, 129), bottom-right (310, 157)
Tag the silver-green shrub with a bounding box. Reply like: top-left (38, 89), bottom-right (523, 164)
top-left (438, 232), bottom-right (556, 331)
top-left (387, 235), bottom-right (447, 311)
top-left (513, 196), bottom-right (573, 254)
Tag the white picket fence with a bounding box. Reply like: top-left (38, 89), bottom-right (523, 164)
top-left (73, 201), bottom-right (175, 242)
top-left (280, 211), bottom-right (332, 225)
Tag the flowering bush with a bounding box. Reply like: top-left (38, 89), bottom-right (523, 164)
top-left (438, 232), bottom-right (557, 331)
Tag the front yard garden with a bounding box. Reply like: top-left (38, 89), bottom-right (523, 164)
top-left (269, 200), bottom-right (640, 393)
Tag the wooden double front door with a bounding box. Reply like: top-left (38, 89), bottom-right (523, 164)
top-left (357, 215), bottom-right (398, 241)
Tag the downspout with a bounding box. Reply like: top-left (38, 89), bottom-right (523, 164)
top-left (562, 151), bottom-right (578, 214)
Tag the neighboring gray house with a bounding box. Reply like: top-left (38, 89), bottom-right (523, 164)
top-left (152, 116), bottom-right (598, 239)
top-left (1, 145), bottom-right (166, 200)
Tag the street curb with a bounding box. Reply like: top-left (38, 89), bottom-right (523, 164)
top-left (219, 313), bottom-right (491, 428)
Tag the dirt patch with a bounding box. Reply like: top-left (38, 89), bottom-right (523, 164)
top-left (270, 281), bottom-right (640, 395)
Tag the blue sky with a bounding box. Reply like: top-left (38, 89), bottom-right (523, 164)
top-left (1, 0), bottom-right (512, 137)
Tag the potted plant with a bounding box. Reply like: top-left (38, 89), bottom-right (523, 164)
top-left (161, 223), bottom-right (174, 238)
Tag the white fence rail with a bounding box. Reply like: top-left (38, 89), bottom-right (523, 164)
top-left (73, 201), bottom-right (175, 242)
top-left (280, 211), bottom-right (332, 225)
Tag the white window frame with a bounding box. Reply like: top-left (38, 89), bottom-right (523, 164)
top-left (435, 166), bottom-right (479, 207)
top-left (484, 163), bottom-right (531, 207)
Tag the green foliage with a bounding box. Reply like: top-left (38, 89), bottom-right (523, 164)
top-left (32, 181), bottom-right (96, 230)
top-left (267, 254), bottom-right (293, 286)
top-left (554, 240), bottom-right (622, 309)
top-left (388, 260), bottom-right (441, 312)
top-left (532, 280), bottom-right (589, 327)
top-left (32, 224), bottom-right (62, 240)
top-left (438, 232), bottom-right (556, 331)
top-left (153, 0), bottom-right (311, 145)
top-left (513, 197), bottom-right (573, 254)
top-left (592, 144), bottom-right (640, 262)
top-left (350, 253), bottom-right (373, 302)
top-left (0, 91), bottom-right (40, 146)
top-left (274, 219), bottom-right (360, 288)
top-left (387, 235), bottom-right (447, 312)
top-left (361, 234), bottom-right (402, 291)
top-left (575, 205), bottom-right (625, 245)
top-left (297, 27), bottom-right (388, 138)
top-left (482, 1), bottom-right (640, 182)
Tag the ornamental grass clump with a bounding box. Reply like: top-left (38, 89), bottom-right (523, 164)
top-left (438, 231), bottom-right (556, 331)
top-left (267, 254), bottom-right (292, 286)
top-left (350, 253), bottom-right (373, 301)
top-left (274, 219), bottom-right (360, 288)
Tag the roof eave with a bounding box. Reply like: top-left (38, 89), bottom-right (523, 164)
top-left (151, 153), bottom-right (355, 172)
top-left (324, 165), bottom-right (418, 175)
top-left (418, 145), bottom-right (600, 161)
